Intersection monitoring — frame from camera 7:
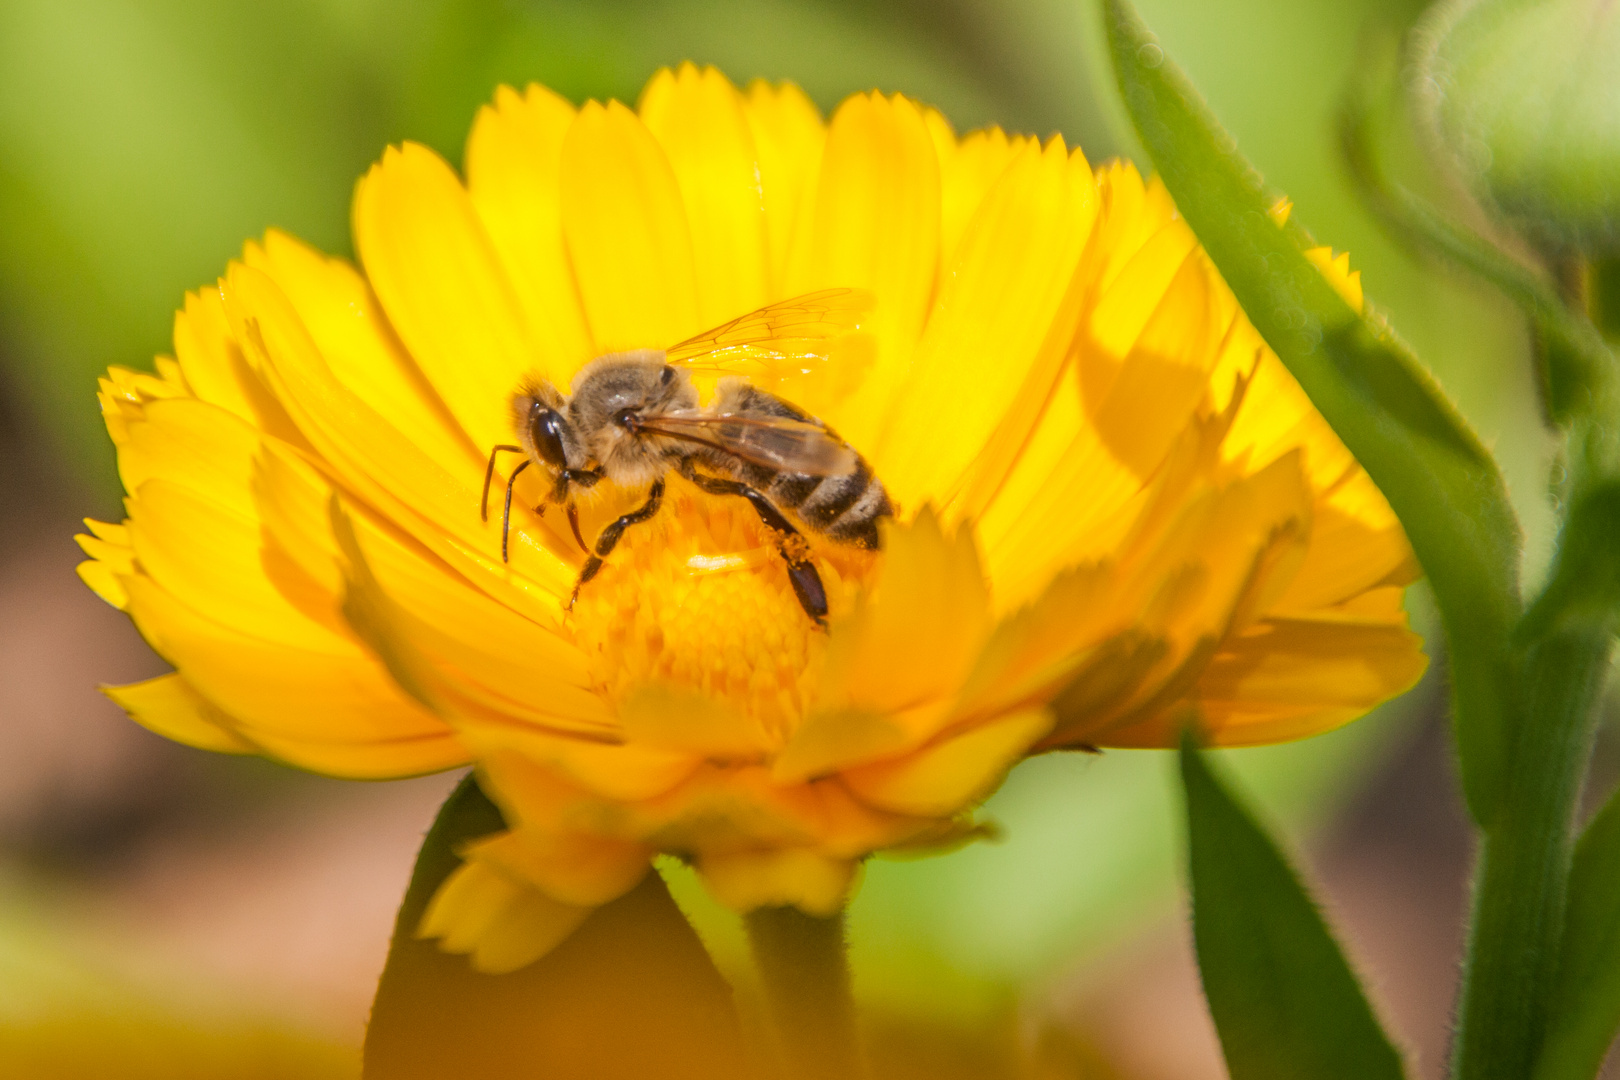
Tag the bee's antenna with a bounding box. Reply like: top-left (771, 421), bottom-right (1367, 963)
top-left (501, 459), bottom-right (531, 562)
top-left (481, 444), bottom-right (525, 522)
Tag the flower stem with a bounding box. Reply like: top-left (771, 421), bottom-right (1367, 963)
top-left (744, 906), bottom-right (868, 1080)
top-left (1452, 628), bottom-right (1613, 1080)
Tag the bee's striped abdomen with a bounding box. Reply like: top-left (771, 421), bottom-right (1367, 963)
top-left (715, 383), bottom-right (892, 550)
top-left (769, 459), bottom-right (888, 549)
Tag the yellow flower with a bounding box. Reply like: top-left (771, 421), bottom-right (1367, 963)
top-left (78, 64), bottom-right (1425, 973)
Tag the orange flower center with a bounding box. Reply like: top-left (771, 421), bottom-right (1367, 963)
top-left (566, 479), bottom-right (877, 748)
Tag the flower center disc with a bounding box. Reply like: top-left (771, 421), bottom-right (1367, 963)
top-left (568, 483), bottom-right (871, 748)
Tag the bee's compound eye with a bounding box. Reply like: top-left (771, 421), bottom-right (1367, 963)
top-left (529, 406), bottom-right (569, 468)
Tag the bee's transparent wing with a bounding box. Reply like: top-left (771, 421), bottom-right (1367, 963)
top-left (637, 413), bottom-right (858, 477)
top-left (664, 288), bottom-right (875, 378)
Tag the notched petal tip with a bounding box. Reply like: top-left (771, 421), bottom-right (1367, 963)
top-left (459, 828), bottom-right (651, 908)
top-left (418, 857), bottom-right (595, 974)
top-left (76, 559), bottom-right (129, 611)
top-left (1305, 246), bottom-right (1364, 312)
top-left (842, 707), bottom-right (1053, 817)
top-left (696, 847), bottom-right (857, 916)
top-left (103, 673), bottom-right (258, 754)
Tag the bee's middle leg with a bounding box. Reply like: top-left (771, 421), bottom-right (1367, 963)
top-left (569, 479), bottom-right (665, 608)
top-left (677, 463), bottom-right (828, 625)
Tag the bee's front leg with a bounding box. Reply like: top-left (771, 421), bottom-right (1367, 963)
top-left (676, 461), bottom-right (828, 626)
top-left (567, 479), bottom-right (665, 609)
top-left (552, 466), bottom-right (603, 503)
top-left (549, 468), bottom-right (603, 555)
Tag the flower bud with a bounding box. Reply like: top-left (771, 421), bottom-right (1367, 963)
top-left (1417, 0), bottom-right (1620, 255)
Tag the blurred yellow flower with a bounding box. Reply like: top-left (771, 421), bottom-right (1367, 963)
top-left (78, 64), bottom-right (1424, 972)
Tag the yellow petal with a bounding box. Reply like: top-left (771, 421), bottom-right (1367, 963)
top-left (679, 770), bottom-right (926, 859)
top-left (1105, 607), bottom-right (1427, 747)
top-left (270, 445), bottom-right (580, 731)
top-left (1212, 339), bottom-right (1415, 618)
top-left (1122, 449), bottom-right (1313, 650)
top-left (1214, 329), bottom-right (1358, 492)
top-left (419, 857), bottom-right (593, 974)
top-left (343, 502), bottom-right (612, 733)
top-left (168, 293), bottom-right (309, 450)
top-left (696, 847), bottom-right (856, 915)
top-left (1086, 164), bottom-right (1181, 297)
top-left (787, 91), bottom-right (941, 448)
top-left (841, 708), bottom-right (1052, 817)
top-left (76, 560), bottom-right (128, 610)
top-left (743, 79), bottom-right (825, 295)
top-left (640, 64), bottom-right (769, 326)
top-left (1052, 451), bottom-right (1318, 746)
top-left (1305, 246), bottom-right (1364, 311)
top-left (81, 519), bottom-right (140, 609)
top-left (1272, 500), bottom-right (1418, 614)
top-left (561, 99), bottom-right (700, 351)
top-left (770, 707), bottom-right (915, 785)
top-left (949, 562), bottom-right (1116, 723)
top-left (117, 398), bottom-right (257, 518)
top-left (119, 572), bottom-right (453, 760)
top-left (154, 354), bottom-right (186, 389)
top-left (172, 287), bottom-right (255, 421)
top-left (1040, 630), bottom-right (1174, 748)
top-left (938, 127), bottom-right (1031, 272)
top-left (476, 735), bottom-right (699, 805)
top-left (103, 364), bottom-right (184, 404)
top-left (128, 479), bottom-right (351, 650)
top-left (618, 682), bottom-right (775, 758)
top-left (975, 225), bottom-right (1237, 606)
top-left (421, 858), bottom-right (522, 950)
top-left (1079, 234), bottom-right (1218, 479)
top-left (876, 136), bottom-right (1097, 508)
top-left (465, 83), bottom-right (594, 379)
top-left (974, 364), bottom-right (1144, 607)
top-left (326, 480), bottom-right (595, 747)
top-left (807, 509), bottom-right (990, 732)
top-left (84, 518), bottom-right (128, 544)
top-left (103, 673), bottom-right (258, 754)
top-left (244, 727), bottom-right (469, 779)
top-left (922, 106), bottom-right (956, 169)
top-left (460, 827), bottom-right (650, 907)
top-left (354, 141), bottom-right (545, 454)
top-left (221, 263), bottom-right (577, 599)
top-left (250, 440), bottom-right (344, 598)
top-left (246, 230), bottom-right (479, 477)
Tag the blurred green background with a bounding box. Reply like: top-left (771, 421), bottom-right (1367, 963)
top-left (0, 0), bottom-right (1569, 1076)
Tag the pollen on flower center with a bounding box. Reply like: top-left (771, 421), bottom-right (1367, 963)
top-left (567, 480), bottom-right (871, 748)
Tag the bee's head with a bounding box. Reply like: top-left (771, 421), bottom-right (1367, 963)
top-left (512, 380), bottom-right (583, 473)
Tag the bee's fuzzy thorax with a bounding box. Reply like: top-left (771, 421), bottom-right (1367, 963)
top-left (561, 353), bottom-right (698, 485)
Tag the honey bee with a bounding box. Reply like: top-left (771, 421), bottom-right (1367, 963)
top-left (481, 289), bottom-right (892, 624)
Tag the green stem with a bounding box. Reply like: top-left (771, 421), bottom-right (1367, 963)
top-left (1588, 258), bottom-right (1620, 342)
top-left (1452, 629), bottom-right (1613, 1080)
top-left (744, 906), bottom-right (868, 1080)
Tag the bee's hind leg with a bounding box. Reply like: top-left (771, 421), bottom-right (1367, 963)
top-left (567, 479), bottom-right (665, 609)
top-left (677, 463), bottom-right (828, 626)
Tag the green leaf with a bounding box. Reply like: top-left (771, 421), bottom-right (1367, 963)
top-left (1180, 740), bottom-right (1407, 1080)
top-left (1535, 785), bottom-right (1620, 1080)
top-left (1104, 0), bottom-right (1522, 824)
top-left (363, 774), bottom-right (751, 1080)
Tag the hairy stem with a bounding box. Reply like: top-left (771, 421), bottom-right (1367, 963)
top-left (744, 906), bottom-right (867, 1080)
top-left (1452, 629), bottom-right (1613, 1080)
